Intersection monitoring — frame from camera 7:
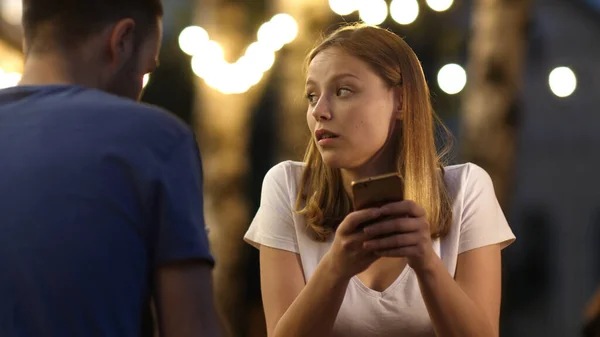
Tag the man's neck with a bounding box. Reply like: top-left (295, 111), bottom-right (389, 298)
top-left (19, 52), bottom-right (100, 89)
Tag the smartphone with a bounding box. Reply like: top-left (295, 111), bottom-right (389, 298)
top-left (351, 172), bottom-right (405, 210)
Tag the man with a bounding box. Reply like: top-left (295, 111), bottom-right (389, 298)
top-left (0, 1), bottom-right (221, 336)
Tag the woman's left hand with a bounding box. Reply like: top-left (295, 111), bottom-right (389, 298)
top-left (361, 200), bottom-right (436, 272)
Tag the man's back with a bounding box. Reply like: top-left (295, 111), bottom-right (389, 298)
top-left (0, 85), bottom-right (214, 336)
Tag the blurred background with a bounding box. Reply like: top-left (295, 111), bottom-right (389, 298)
top-left (0, 0), bottom-right (598, 336)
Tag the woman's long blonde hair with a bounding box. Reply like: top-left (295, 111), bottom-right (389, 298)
top-left (296, 23), bottom-right (454, 242)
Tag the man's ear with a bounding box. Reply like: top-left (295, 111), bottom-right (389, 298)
top-left (108, 18), bottom-right (136, 67)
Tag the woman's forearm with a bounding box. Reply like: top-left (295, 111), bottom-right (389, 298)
top-left (273, 254), bottom-right (349, 337)
top-left (415, 257), bottom-right (496, 337)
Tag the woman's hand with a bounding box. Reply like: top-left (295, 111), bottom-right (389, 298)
top-left (325, 207), bottom-right (385, 280)
top-left (361, 200), bottom-right (436, 273)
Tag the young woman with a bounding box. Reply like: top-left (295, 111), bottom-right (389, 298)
top-left (244, 23), bottom-right (515, 337)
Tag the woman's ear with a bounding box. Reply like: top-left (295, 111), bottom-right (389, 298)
top-left (394, 86), bottom-right (403, 120)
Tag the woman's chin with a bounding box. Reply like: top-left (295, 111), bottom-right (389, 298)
top-left (320, 154), bottom-right (344, 169)
top-left (320, 153), bottom-right (357, 169)
top-left (320, 150), bottom-right (383, 173)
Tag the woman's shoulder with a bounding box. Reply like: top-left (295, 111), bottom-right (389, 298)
top-left (260, 160), bottom-right (306, 196)
top-left (264, 160), bottom-right (305, 181)
top-left (440, 162), bottom-right (515, 254)
top-left (441, 162), bottom-right (499, 214)
top-left (267, 160), bottom-right (305, 173)
top-left (442, 162), bottom-right (492, 192)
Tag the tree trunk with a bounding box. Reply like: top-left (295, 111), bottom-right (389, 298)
top-left (584, 286), bottom-right (600, 334)
top-left (192, 0), bottom-right (333, 335)
top-left (272, 0), bottom-right (333, 162)
top-left (461, 0), bottom-right (532, 208)
top-left (192, 1), bottom-right (270, 336)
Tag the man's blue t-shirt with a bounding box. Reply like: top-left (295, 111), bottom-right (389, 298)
top-left (0, 85), bottom-right (214, 336)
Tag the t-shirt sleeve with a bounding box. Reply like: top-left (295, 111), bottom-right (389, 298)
top-left (153, 132), bottom-right (214, 266)
top-left (458, 163), bottom-right (516, 254)
top-left (244, 162), bottom-right (299, 253)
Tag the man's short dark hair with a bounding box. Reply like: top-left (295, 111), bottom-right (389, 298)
top-left (22, 0), bottom-right (163, 52)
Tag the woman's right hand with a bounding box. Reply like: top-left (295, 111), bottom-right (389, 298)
top-left (324, 207), bottom-right (384, 281)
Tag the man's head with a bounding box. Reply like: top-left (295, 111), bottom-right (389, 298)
top-left (22, 0), bottom-right (163, 100)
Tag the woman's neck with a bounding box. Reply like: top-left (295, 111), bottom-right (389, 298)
top-left (341, 141), bottom-right (399, 196)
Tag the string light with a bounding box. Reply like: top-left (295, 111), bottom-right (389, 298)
top-left (437, 63), bottom-right (466, 95)
top-left (179, 26), bottom-right (209, 56)
top-left (426, 0), bottom-right (454, 12)
top-left (0, 68), bottom-right (21, 89)
top-left (143, 74), bottom-right (150, 88)
top-left (179, 6), bottom-right (577, 98)
top-left (390, 0), bottom-right (420, 25)
top-left (359, 0), bottom-right (388, 26)
top-left (0, 0), bottom-right (22, 25)
top-left (329, 0), bottom-right (358, 16)
top-left (549, 67), bottom-right (577, 98)
top-left (180, 13), bottom-right (298, 94)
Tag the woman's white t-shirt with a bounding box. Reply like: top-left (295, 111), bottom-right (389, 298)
top-left (244, 160), bottom-right (516, 337)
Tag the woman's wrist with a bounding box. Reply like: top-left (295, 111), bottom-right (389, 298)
top-left (410, 250), bottom-right (442, 278)
top-left (321, 251), bottom-right (353, 286)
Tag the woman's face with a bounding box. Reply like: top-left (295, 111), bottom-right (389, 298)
top-left (305, 47), bottom-right (401, 170)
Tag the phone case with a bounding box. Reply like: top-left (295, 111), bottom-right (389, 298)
top-left (351, 172), bottom-right (404, 210)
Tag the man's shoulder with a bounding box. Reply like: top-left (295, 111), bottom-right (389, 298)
top-left (78, 90), bottom-right (190, 135)
top-left (0, 85), bottom-right (190, 135)
top-left (75, 91), bottom-right (195, 158)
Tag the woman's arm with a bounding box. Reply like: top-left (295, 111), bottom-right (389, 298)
top-left (414, 244), bottom-right (502, 337)
top-left (363, 200), bottom-right (504, 337)
top-left (260, 246), bottom-right (349, 337)
top-left (260, 207), bottom-right (385, 337)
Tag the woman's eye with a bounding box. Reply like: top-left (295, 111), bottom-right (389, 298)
top-left (337, 88), bottom-right (352, 96)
